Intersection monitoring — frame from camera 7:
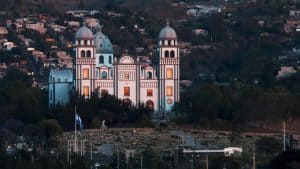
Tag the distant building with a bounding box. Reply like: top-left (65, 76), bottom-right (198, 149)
top-left (192, 28), bottom-right (208, 36)
top-left (277, 67), bottom-right (297, 79)
top-left (0, 27), bottom-right (8, 38)
top-left (67, 21), bottom-right (81, 28)
top-left (2, 42), bottom-right (15, 50)
top-left (290, 10), bottom-right (300, 17)
top-left (187, 5), bottom-right (221, 17)
top-left (25, 22), bottom-right (47, 34)
top-left (48, 69), bottom-right (73, 107)
top-left (56, 51), bottom-right (73, 69)
top-left (85, 18), bottom-right (99, 30)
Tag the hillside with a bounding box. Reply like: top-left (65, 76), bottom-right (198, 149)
top-left (0, 0), bottom-right (181, 17)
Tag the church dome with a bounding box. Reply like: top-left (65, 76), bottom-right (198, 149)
top-left (159, 21), bottom-right (177, 40)
top-left (75, 25), bottom-right (94, 40)
top-left (94, 26), bottom-right (113, 53)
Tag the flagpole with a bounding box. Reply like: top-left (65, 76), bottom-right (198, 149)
top-left (75, 106), bottom-right (77, 153)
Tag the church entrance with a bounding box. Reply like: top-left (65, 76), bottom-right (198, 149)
top-left (123, 98), bottom-right (132, 107)
top-left (146, 100), bottom-right (154, 111)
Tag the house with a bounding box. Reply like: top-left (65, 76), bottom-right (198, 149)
top-left (56, 51), bottom-right (73, 69)
top-left (85, 18), bottom-right (99, 30)
top-left (25, 22), bottom-right (47, 34)
top-left (67, 21), bottom-right (80, 28)
top-left (277, 67), bottom-right (297, 79)
top-left (187, 5), bottom-right (221, 17)
top-left (290, 10), bottom-right (300, 17)
top-left (192, 28), bottom-right (208, 36)
top-left (0, 27), bottom-right (8, 38)
top-left (2, 42), bottom-right (15, 50)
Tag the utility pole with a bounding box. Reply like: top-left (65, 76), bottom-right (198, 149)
top-left (283, 121), bottom-right (286, 151)
top-left (205, 154), bottom-right (209, 169)
top-left (90, 141), bottom-right (93, 161)
top-left (190, 158), bottom-right (194, 169)
top-left (252, 151), bottom-right (256, 169)
top-left (175, 144), bottom-right (179, 169)
top-left (117, 150), bottom-right (120, 169)
top-left (67, 140), bottom-right (70, 163)
top-left (80, 140), bottom-right (83, 156)
top-left (140, 155), bottom-right (143, 169)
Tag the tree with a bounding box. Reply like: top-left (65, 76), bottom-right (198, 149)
top-left (255, 137), bottom-right (282, 158)
top-left (38, 119), bottom-right (63, 139)
top-left (271, 150), bottom-right (300, 169)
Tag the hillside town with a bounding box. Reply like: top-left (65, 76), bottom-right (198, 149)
top-left (0, 0), bottom-right (300, 169)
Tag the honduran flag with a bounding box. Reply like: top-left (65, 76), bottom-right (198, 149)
top-left (75, 113), bottom-right (84, 131)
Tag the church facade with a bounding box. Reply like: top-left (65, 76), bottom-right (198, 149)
top-left (51, 22), bottom-right (180, 113)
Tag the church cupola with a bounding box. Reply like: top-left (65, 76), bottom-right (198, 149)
top-left (75, 23), bottom-right (94, 47)
top-left (158, 20), bottom-right (177, 47)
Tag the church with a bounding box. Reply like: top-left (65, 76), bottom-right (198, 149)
top-left (49, 22), bottom-right (180, 113)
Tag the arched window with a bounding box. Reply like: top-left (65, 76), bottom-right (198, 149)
top-left (86, 50), bottom-right (91, 57)
top-left (166, 68), bottom-right (173, 79)
top-left (99, 55), bottom-right (104, 64)
top-left (83, 68), bottom-right (89, 79)
top-left (165, 51), bottom-right (169, 58)
top-left (170, 51), bottom-right (175, 58)
top-left (101, 71), bottom-right (108, 79)
top-left (167, 86), bottom-right (173, 96)
top-left (147, 71), bottom-right (152, 79)
top-left (81, 50), bottom-right (85, 57)
top-left (109, 56), bottom-right (112, 64)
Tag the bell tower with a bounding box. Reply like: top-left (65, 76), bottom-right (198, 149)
top-left (75, 24), bottom-right (96, 98)
top-left (158, 21), bottom-right (180, 114)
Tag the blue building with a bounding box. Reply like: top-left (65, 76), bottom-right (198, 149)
top-left (48, 69), bottom-right (73, 107)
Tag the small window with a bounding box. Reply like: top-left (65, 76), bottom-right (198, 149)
top-left (81, 50), bottom-right (85, 57)
top-left (165, 51), bottom-right (169, 58)
top-left (99, 55), bottom-right (104, 64)
top-left (124, 73), bottom-right (129, 80)
top-left (101, 71), bottom-right (108, 79)
top-left (83, 86), bottom-right (89, 97)
top-left (86, 50), bottom-right (91, 57)
top-left (170, 51), bottom-right (175, 58)
top-left (147, 89), bottom-right (153, 96)
top-left (84, 40), bottom-right (88, 45)
top-left (168, 40), bottom-right (171, 46)
top-left (147, 71), bottom-right (152, 79)
top-left (83, 68), bottom-right (89, 79)
top-left (124, 87), bottom-right (130, 96)
top-left (109, 56), bottom-right (112, 64)
top-left (166, 68), bottom-right (173, 79)
top-left (167, 86), bottom-right (173, 96)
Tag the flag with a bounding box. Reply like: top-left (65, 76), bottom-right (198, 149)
top-left (75, 113), bottom-right (84, 131)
